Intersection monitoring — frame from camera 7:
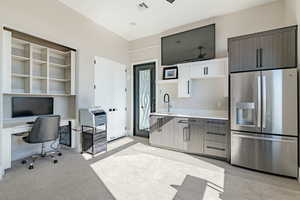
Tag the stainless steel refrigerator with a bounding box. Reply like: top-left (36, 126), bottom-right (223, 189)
top-left (230, 68), bottom-right (298, 178)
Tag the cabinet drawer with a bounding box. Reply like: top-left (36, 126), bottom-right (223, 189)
top-left (204, 141), bottom-right (227, 158)
top-left (205, 120), bottom-right (228, 133)
top-left (205, 131), bottom-right (227, 144)
top-left (188, 118), bottom-right (205, 127)
top-left (205, 119), bottom-right (228, 127)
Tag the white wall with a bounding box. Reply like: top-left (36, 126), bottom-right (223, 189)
top-left (0, 0), bottom-right (129, 162)
top-left (127, 0), bottom-right (290, 133)
top-left (0, 0), bottom-right (129, 109)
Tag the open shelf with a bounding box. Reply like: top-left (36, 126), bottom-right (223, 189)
top-left (32, 78), bottom-right (47, 94)
top-left (12, 73), bottom-right (30, 78)
top-left (5, 36), bottom-right (75, 96)
top-left (49, 62), bottom-right (70, 68)
top-left (49, 80), bottom-right (71, 95)
top-left (33, 59), bottom-right (47, 64)
top-left (49, 78), bottom-right (70, 82)
top-left (12, 38), bottom-right (30, 58)
top-left (12, 55), bottom-right (30, 61)
top-left (11, 76), bottom-right (30, 94)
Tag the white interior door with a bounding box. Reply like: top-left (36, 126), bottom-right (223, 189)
top-left (94, 57), bottom-right (127, 141)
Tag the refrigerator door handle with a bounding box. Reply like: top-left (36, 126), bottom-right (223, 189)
top-left (262, 75), bottom-right (267, 129)
top-left (257, 76), bottom-right (261, 128)
top-left (232, 133), bottom-right (297, 143)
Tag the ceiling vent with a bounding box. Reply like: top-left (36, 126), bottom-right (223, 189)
top-left (138, 2), bottom-right (149, 10)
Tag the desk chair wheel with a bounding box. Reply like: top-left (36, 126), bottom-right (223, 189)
top-left (58, 152), bottom-right (62, 156)
top-left (53, 159), bottom-right (58, 164)
top-left (28, 165), bottom-right (34, 170)
top-left (21, 160), bottom-right (27, 164)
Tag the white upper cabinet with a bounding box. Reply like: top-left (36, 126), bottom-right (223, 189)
top-left (159, 58), bottom-right (229, 98)
top-left (178, 63), bottom-right (191, 98)
top-left (190, 58), bottom-right (228, 79)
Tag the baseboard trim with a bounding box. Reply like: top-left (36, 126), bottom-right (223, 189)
top-left (0, 166), bottom-right (3, 180)
top-left (298, 168), bottom-right (300, 183)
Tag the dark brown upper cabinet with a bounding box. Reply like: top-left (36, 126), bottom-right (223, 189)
top-left (228, 25), bottom-right (297, 73)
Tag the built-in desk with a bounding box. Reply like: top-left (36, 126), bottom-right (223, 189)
top-left (0, 118), bottom-right (77, 178)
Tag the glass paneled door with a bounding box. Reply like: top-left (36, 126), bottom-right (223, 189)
top-left (134, 62), bottom-right (156, 137)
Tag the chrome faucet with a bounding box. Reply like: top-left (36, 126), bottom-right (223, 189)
top-left (163, 93), bottom-right (171, 112)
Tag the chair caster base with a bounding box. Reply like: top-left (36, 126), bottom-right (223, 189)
top-left (58, 153), bottom-right (62, 156)
top-left (28, 165), bottom-right (34, 170)
top-left (21, 160), bottom-right (27, 165)
top-left (53, 160), bottom-right (58, 164)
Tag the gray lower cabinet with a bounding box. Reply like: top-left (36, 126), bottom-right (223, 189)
top-left (149, 116), bottom-right (164, 146)
top-left (173, 118), bottom-right (189, 150)
top-left (203, 119), bottom-right (229, 158)
top-left (185, 119), bottom-right (204, 154)
top-left (149, 115), bottom-right (175, 148)
top-left (149, 115), bottom-right (229, 159)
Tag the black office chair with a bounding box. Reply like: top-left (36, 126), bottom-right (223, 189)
top-left (22, 115), bottom-right (62, 170)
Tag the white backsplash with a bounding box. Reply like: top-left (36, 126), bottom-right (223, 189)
top-left (157, 78), bottom-right (228, 111)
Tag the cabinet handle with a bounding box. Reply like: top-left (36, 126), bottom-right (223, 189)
top-left (183, 127), bottom-right (186, 141)
top-left (260, 48), bottom-right (263, 68)
top-left (206, 146), bottom-right (225, 151)
top-left (177, 120), bottom-right (189, 124)
top-left (207, 132), bottom-right (226, 136)
top-left (256, 49), bottom-right (259, 68)
top-left (206, 120), bottom-right (226, 125)
top-left (187, 80), bottom-right (190, 94)
top-left (203, 67), bottom-right (207, 75)
top-left (182, 127), bottom-right (191, 141)
top-left (206, 67), bottom-right (208, 75)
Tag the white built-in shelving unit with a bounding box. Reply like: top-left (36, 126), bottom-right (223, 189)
top-left (3, 31), bottom-right (76, 96)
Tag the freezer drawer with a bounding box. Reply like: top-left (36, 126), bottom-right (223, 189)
top-left (231, 131), bottom-right (298, 177)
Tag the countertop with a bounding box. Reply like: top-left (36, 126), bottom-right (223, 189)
top-left (150, 109), bottom-right (228, 120)
top-left (2, 118), bottom-right (76, 129)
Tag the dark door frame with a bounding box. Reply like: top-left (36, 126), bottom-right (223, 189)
top-left (133, 61), bottom-right (156, 138)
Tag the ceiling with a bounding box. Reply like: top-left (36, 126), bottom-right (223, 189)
top-left (58, 0), bottom-right (277, 41)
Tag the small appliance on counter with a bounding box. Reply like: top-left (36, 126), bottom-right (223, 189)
top-left (79, 107), bottom-right (107, 155)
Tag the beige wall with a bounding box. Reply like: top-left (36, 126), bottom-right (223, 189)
top-left (128, 0), bottom-right (297, 133)
top-left (0, 0), bottom-right (129, 109)
top-left (129, 0), bottom-right (287, 62)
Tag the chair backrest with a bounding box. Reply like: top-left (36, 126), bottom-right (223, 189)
top-left (27, 115), bottom-right (61, 143)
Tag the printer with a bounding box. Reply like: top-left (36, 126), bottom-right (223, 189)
top-left (79, 107), bottom-right (107, 155)
top-left (79, 107), bottom-right (106, 128)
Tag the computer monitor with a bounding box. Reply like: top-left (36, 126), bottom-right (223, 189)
top-left (12, 97), bottom-right (54, 118)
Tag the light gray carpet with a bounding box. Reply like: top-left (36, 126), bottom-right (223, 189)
top-left (1, 137), bottom-right (300, 200)
top-left (0, 139), bottom-right (139, 200)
